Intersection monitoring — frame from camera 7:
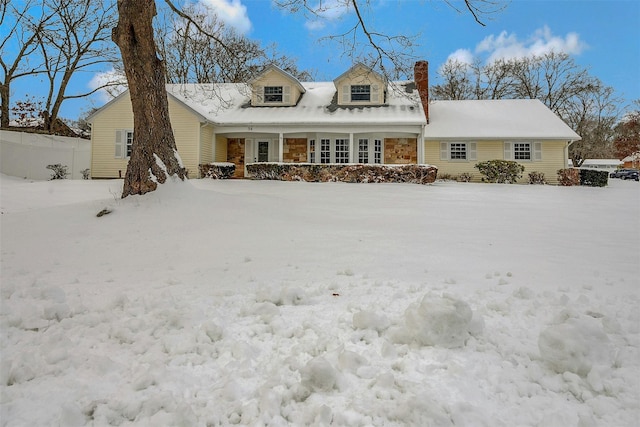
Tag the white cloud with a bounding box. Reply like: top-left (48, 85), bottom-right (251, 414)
top-left (474, 26), bottom-right (587, 63)
top-left (445, 48), bottom-right (474, 65)
top-left (88, 68), bottom-right (127, 103)
top-left (198, 0), bottom-right (252, 34)
top-left (303, 0), bottom-right (352, 31)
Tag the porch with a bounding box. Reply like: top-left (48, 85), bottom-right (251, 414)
top-left (218, 132), bottom-right (420, 178)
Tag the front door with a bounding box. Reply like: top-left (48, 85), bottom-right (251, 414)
top-left (257, 141), bottom-right (269, 162)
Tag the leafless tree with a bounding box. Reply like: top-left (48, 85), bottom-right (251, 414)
top-left (563, 84), bottom-right (621, 166)
top-left (1, 0), bottom-right (120, 132)
top-left (156, 4), bottom-right (310, 85)
top-left (275, 0), bottom-right (505, 79)
top-left (0, 0), bottom-right (54, 128)
top-left (36, 0), bottom-right (119, 133)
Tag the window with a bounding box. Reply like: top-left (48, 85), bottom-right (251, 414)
top-left (335, 139), bottom-right (349, 163)
top-left (450, 143), bottom-right (467, 160)
top-left (309, 139), bottom-right (315, 163)
top-left (358, 139), bottom-right (369, 163)
top-left (320, 139), bottom-right (331, 164)
top-left (440, 142), bottom-right (476, 161)
top-left (513, 143), bottom-right (531, 160)
top-left (374, 139), bottom-right (382, 164)
top-left (264, 86), bottom-right (283, 102)
top-left (115, 129), bottom-right (133, 158)
top-left (504, 142), bottom-right (541, 161)
top-left (351, 85), bottom-right (371, 101)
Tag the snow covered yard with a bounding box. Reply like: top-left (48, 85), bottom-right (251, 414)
top-left (1, 175), bottom-right (638, 426)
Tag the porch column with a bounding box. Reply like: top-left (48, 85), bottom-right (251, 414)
top-left (417, 126), bottom-right (425, 164)
top-left (278, 133), bottom-right (284, 162)
top-left (349, 132), bottom-right (354, 163)
top-left (211, 130), bottom-right (217, 162)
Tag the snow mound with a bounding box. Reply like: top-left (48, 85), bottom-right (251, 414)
top-left (352, 310), bottom-right (390, 333)
top-left (300, 357), bottom-right (339, 392)
top-left (400, 293), bottom-right (479, 348)
top-left (538, 311), bottom-right (613, 376)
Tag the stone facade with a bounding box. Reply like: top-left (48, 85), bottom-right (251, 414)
top-left (227, 138), bottom-right (245, 177)
top-left (283, 138), bottom-right (308, 163)
top-left (384, 138), bottom-right (417, 164)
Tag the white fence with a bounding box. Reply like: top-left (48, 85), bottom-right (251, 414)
top-left (0, 130), bottom-right (91, 180)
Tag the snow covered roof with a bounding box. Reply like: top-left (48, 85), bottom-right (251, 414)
top-left (166, 82), bottom-right (425, 126)
top-left (93, 83), bottom-right (581, 141)
top-left (425, 99), bottom-right (581, 141)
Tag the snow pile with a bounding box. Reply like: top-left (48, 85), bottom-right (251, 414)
top-left (398, 293), bottom-right (479, 348)
top-left (538, 310), bottom-right (613, 376)
top-left (1, 176), bottom-right (639, 426)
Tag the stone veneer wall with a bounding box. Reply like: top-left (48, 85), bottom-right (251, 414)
top-left (384, 138), bottom-right (417, 164)
top-left (283, 138), bottom-right (308, 163)
top-left (227, 138), bottom-right (245, 177)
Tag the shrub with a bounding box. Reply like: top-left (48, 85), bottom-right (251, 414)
top-left (199, 162), bottom-right (235, 179)
top-left (474, 160), bottom-right (525, 184)
top-left (246, 163), bottom-right (438, 184)
top-left (81, 168), bottom-right (90, 180)
top-left (528, 171), bottom-right (547, 185)
top-left (579, 169), bottom-right (608, 187)
top-left (437, 173), bottom-right (455, 181)
top-left (457, 172), bottom-right (473, 183)
top-left (557, 168), bottom-right (580, 186)
top-left (46, 164), bottom-right (68, 180)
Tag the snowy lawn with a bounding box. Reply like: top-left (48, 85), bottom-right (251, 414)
top-left (1, 175), bottom-right (638, 426)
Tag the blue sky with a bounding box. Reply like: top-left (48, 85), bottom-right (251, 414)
top-left (9, 0), bottom-right (640, 120)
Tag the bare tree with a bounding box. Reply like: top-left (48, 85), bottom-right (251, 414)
top-left (36, 0), bottom-right (119, 133)
top-left (1, 0), bottom-right (121, 132)
top-left (156, 4), bottom-right (310, 85)
top-left (275, 0), bottom-right (505, 79)
top-left (0, 0), bottom-right (55, 128)
top-left (613, 101), bottom-right (640, 161)
top-left (563, 84), bottom-right (621, 166)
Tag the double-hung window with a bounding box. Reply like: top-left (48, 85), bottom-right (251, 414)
top-left (309, 139), bottom-right (315, 163)
top-left (351, 85), bottom-right (371, 102)
top-left (504, 142), bottom-right (542, 161)
top-left (115, 129), bottom-right (134, 158)
top-left (374, 139), bottom-right (382, 164)
top-left (358, 139), bottom-right (369, 163)
top-left (335, 139), bottom-right (349, 163)
top-left (440, 142), bottom-right (476, 161)
top-left (264, 86), bottom-right (283, 102)
top-left (320, 139), bottom-right (331, 164)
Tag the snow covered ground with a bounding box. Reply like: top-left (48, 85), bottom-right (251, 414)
top-left (1, 175), bottom-right (638, 426)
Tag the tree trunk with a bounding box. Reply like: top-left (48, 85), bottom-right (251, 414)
top-left (0, 83), bottom-right (9, 128)
top-left (112, 0), bottom-right (186, 198)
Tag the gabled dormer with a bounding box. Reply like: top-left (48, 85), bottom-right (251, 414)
top-left (250, 65), bottom-right (306, 107)
top-left (334, 63), bottom-right (387, 107)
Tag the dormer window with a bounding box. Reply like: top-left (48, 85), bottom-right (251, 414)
top-left (351, 85), bottom-right (371, 101)
top-left (264, 86), bottom-right (283, 103)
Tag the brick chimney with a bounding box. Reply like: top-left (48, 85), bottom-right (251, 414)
top-left (414, 60), bottom-right (429, 123)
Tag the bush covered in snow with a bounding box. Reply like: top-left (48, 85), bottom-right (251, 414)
top-left (557, 168), bottom-right (581, 186)
top-left (556, 168), bottom-right (609, 187)
top-left (475, 160), bottom-right (525, 184)
top-left (246, 163), bottom-right (438, 184)
top-left (199, 163), bottom-right (235, 179)
top-left (579, 169), bottom-right (609, 187)
top-left (46, 164), bottom-right (69, 180)
top-left (528, 171), bottom-right (547, 184)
